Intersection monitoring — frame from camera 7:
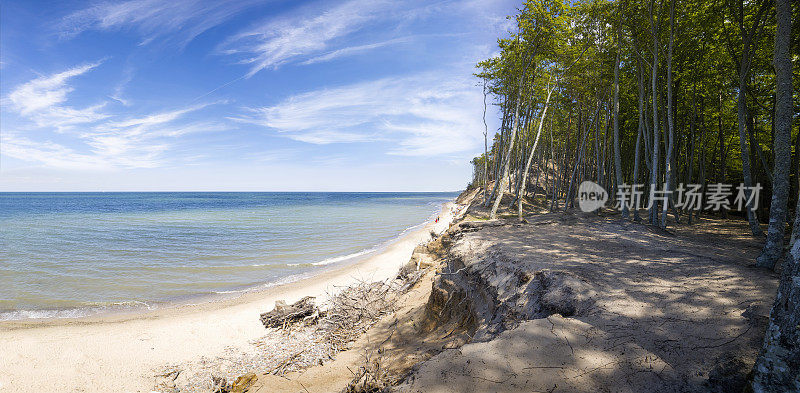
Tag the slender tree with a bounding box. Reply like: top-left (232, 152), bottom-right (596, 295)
top-left (519, 79), bottom-right (556, 218)
top-left (661, 0), bottom-right (675, 228)
top-left (728, 0), bottom-right (771, 236)
top-left (613, 15), bottom-right (626, 218)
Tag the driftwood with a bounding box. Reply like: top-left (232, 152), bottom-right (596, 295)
top-left (260, 296), bottom-right (319, 329)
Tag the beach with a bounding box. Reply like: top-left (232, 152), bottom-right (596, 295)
top-left (0, 202), bottom-right (458, 393)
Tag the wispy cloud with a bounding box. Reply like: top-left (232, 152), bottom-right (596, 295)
top-left (220, 0), bottom-right (392, 76)
top-left (8, 62), bottom-right (98, 114)
top-left (232, 72), bottom-right (484, 156)
top-left (109, 65), bottom-right (135, 106)
top-left (4, 63), bottom-right (227, 169)
top-left (6, 61), bottom-right (109, 131)
top-left (59, 0), bottom-right (263, 47)
top-left (300, 37), bottom-right (412, 65)
top-left (1, 134), bottom-right (108, 170)
top-left (3, 104), bottom-right (226, 170)
top-left (80, 103), bottom-right (225, 168)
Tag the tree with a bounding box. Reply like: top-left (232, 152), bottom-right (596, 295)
top-left (490, 45), bottom-right (531, 219)
top-left (469, 0), bottom-right (794, 236)
top-left (661, 0), bottom-right (675, 229)
top-left (751, 0), bottom-right (798, 388)
top-left (647, 0), bottom-right (661, 225)
top-left (482, 78), bottom-right (490, 205)
top-left (613, 10), bottom-right (626, 219)
top-left (726, 0), bottom-right (771, 236)
top-left (519, 79), bottom-right (556, 218)
top-left (756, 3), bottom-right (791, 270)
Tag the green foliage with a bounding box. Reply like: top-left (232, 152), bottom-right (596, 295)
top-left (472, 0), bottom-right (799, 219)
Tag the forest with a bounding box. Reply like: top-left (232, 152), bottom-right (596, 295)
top-left (469, 0), bottom-right (797, 390)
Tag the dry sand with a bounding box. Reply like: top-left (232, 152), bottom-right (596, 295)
top-left (0, 202), bottom-right (458, 393)
top-left (394, 207), bottom-right (779, 393)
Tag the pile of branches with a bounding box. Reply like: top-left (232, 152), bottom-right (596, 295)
top-left (343, 350), bottom-right (394, 393)
top-left (247, 270), bottom-right (427, 386)
top-left (318, 280), bottom-right (397, 352)
top-left (257, 278), bottom-right (402, 356)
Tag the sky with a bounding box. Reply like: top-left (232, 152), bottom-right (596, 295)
top-left (0, 0), bottom-right (515, 191)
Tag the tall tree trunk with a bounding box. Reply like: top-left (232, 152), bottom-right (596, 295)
top-left (648, 0), bottom-right (661, 225)
top-left (613, 43), bottom-right (626, 218)
top-left (751, 2), bottom-right (799, 387)
top-left (513, 106), bottom-right (535, 206)
top-left (491, 61), bottom-right (530, 219)
top-left (482, 80), bottom-right (489, 205)
top-left (661, 0), bottom-right (675, 229)
top-left (732, 0), bottom-right (769, 236)
top-left (792, 121), bottom-right (800, 220)
top-left (717, 92), bottom-right (729, 219)
top-left (565, 104), bottom-right (599, 211)
top-left (757, 0), bottom-right (792, 268)
top-left (738, 80), bottom-right (765, 235)
top-left (688, 88), bottom-right (697, 224)
top-left (519, 82), bottom-right (555, 218)
top-left (632, 56), bottom-right (646, 222)
top-left (487, 100), bottom-right (510, 207)
top-left (698, 99), bottom-right (707, 221)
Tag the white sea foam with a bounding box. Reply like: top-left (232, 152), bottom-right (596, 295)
top-left (0, 300), bottom-right (155, 321)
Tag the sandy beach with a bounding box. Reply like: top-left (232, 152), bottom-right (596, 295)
top-left (0, 202), bottom-right (457, 393)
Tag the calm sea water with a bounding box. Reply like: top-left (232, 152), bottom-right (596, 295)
top-left (0, 192), bottom-right (456, 320)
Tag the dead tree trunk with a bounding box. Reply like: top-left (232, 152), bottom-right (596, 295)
top-left (260, 297), bottom-right (318, 329)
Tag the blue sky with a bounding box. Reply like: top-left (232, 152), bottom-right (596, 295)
top-left (1, 0), bottom-right (514, 191)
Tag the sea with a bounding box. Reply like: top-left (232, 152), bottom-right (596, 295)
top-left (0, 192), bottom-right (457, 321)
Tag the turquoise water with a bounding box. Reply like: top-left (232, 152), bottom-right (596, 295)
top-left (0, 192), bottom-right (456, 320)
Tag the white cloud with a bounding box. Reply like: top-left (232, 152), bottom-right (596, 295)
top-left (220, 0), bottom-right (392, 76)
top-left (2, 106), bottom-right (225, 170)
top-left (233, 72), bottom-right (485, 156)
top-left (77, 103), bottom-right (225, 167)
top-left (300, 37), bottom-right (412, 65)
top-left (3, 64), bottom-right (226, 169)
top-left (59, 0), bottom-right (263, 46)
top-left (8, 62), bottom-right (98, 113)
top-left (6, 62), bottom-right (109, 131)
top-left (1, 134), bottom-right (109, 170)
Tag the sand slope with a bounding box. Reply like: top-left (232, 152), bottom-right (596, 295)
top-left (396, 210), bottom-right (779, 392)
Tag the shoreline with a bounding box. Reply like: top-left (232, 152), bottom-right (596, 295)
top-left (0, 201), bottom-right (458, 392)
top-left (0, 209), bottom-right (439, 324)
